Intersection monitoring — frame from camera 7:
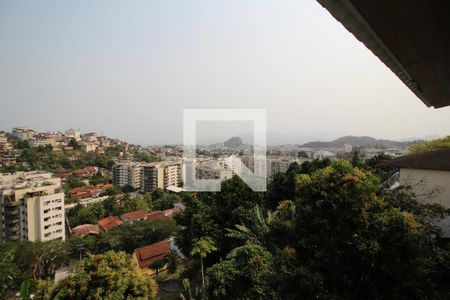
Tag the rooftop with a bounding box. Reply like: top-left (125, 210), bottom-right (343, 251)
top-left (121, 210), bottom-right (147, 221)
top-left (72, 224), bottom-right (100, 237)
top-left (134, 240), bottom-right (170, 268)
top-left (145, 211), bottom-right (167, 221)
top-left (98, 216), bottom-right (124, 231)
top-left (386, 148), bottom-right (450, 171)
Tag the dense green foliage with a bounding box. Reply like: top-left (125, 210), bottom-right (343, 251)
top-left (151, 188), bottom-right (183, 210)
top-left (35, 251), bottom-right (158, 300)
top-left (165, 250), bottom-right (183, 274)
top-left (0, 240), bottom-right (68, 297)
top-left (176, 176), bottom-right (265, 258)
top-left (409, 136), bottom-right (450, 153)
top-left (68, 187), bottom-right (182, 228)
top-left (95, 219), bottom-right (178, 253)
top-left (177, 159), bottom-right (450, 300)
top-left (0, 247), bottom-right (20, 298)
top-left (3, 141), bottom-right (117, 173)
top-left (207, 243), bottom-right (275, 300)
top-left (68, 204), bottom-right (101, 228)
top-left (69, 193), bottom-right (153, 228)
top-left (133, 150), bottom-right (156, 163)
top-left (68, 218), bottom-right (178, 256)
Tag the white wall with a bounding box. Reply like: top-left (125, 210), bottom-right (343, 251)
top-left (399, 168), bottom-right (450, 208)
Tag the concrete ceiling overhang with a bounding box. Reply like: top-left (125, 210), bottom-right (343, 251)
top-left (318, 0), bottom-right (450, 108)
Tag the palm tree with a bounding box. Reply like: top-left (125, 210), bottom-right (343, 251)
top-left (190, 237), bottom-right (217, 296)
top-left (225, 205), bottom-right (273, 244)
top-left (226, 202), bottom-right (296, 246)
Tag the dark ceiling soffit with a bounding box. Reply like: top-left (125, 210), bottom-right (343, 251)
top-left (317, 0), bottom-right (432, 107)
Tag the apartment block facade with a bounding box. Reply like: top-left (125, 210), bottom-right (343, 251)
top-left (0, 171), bottom-right (65, 244)
top-left (241, 155), bottom-right (302, 181)
top-left (112, 162), bottom-right (143, 190)
top-left (142, 161), bottom-right (184, 192)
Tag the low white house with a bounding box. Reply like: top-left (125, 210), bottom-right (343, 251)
top-left (386, 149), bottom-right (450, 236)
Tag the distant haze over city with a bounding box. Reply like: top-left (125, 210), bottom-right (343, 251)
top-left (1, 1), bottom-right (450, 145)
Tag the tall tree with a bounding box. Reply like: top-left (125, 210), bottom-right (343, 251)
top-left (190, 237), bottom-right (217, 296)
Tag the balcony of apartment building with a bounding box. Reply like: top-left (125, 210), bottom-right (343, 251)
top-left (5, 223), bottom-right (20, 241)
top-left (26, 190), bottom-right (48, 198)
top-left (4, 206), bottom-right (20, 216)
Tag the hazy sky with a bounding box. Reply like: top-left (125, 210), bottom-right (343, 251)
top-left (1, 0), bottom-right (449, 145)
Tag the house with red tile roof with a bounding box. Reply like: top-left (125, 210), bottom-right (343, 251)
top-left (68, 187), bottom-right (106, 200)
top-left (98, 216), bottom-right (124, 231)
top-left (96, 183), bottom-right (113, 189)
top-left (72, 224), bottom-right (100, 237)
top-left (132, 240), bottom-right (170, 275)
top-left (121, 210), bottom-right (147, 224)
top-left (145, 211), bottom-right (167, 221)
top-left (143, 208), bottom-right (181, 222)
top-left (73, 166), bottom-right (99, 178)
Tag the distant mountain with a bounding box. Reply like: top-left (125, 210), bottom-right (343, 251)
top-left (301, 135), bottom-right (420, 148)
top-left (224, 136), bottom-right (244, 148)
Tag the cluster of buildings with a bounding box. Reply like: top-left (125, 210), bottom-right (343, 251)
top-left (0, 132), bottom-right (20, 169)
top-left (267, 143), bottom-right (409, 160)
top-left (187, 155), bottom-right (306, 184)
top-left (0, 171), bottom-right (65, 244)
top-left (72, 207), bottom-right (181, 236)
top-left (111, 155), bottom-right (306, 193)
top-left (11, 127), bottom-right (132, 154)
top-left (147, 145), bottom-right (183, 161)
top-left (112, 161), bottom-right (184, 192)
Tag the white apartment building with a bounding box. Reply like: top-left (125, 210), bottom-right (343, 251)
top-left (0, 171), bottom-right (65, 244)
top-left (195, 159), bottom-right (234, 182)
top-left (81, 143), bottom-right (97, 152)
top-left (82, 133), bottom-right (98, 143)
top-left (313, 150), bottom-right (336, 159)
top-left (12, 127), bottom-right (37, 140)
top-left (343, 144), bottom-right (353, 153)
top-left (0, 133), bottom-right (7, 144)
top-left (241, 155), bottom-right (267, 178)
top-left (28, 137), bottom-right (58, 148)
top-left (112, 162), bottom-right (143, 189)
top-left (65, 129), bottom-right (81, 142)
top-left (0, 133), bottom-right (11, 153)
top-left (241, 155), bottom-right (303, 181)
top-left (142, 161), bottom-right (184, 192)
top-left (268, 158), bottom-right (293, 180)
